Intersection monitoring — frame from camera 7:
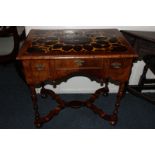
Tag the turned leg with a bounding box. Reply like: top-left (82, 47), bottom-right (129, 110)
top-left (40, 82), bottom-right (48, 98)
top-left (29, 85), bottom-right (41, 128)
top-left (110, 82), bottom-right (126, 125)
top-left (103, 80), bottom-right (109, 97)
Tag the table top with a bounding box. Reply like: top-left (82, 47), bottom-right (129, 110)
top-left (17, 29), bottom-right (137, 60)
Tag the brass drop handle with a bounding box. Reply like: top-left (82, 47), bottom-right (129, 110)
top-left (111, 62), bottom-right (122, 69)
top-left (35, 64), bottom-right (45, 71)
top-left (74, 59), bottom-right (85, 67)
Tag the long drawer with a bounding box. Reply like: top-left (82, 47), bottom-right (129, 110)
top-left (55, 58), bottom-right (103, 70)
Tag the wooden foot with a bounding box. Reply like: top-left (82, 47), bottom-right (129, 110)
top-left (35, 122), bottom-right (42, 128)
top-left (109, 114), bottom-right (118, 126)
top-left (110, 120), bottom-right (117, 126)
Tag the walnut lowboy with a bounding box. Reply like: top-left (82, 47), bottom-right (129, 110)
top-left (17, 29), bottom-right (138, 127)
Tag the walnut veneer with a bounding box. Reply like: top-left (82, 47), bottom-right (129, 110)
top-left (17, 29), bottom-right (137, 128)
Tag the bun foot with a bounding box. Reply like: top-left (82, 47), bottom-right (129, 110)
top-left (34, 121), bottom-right (42, 128)
top-left (110, 120), bottom-right (117, 126)
top-left (109, 114), bottom-right (117, 126)
top-left (35, 123), bottom-right (41, 128)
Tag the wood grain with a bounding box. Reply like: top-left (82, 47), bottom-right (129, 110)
top-left (17, 29), bottom-right (138, 127)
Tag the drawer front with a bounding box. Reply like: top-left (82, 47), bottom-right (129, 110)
top-left (31, 60), bottom-right (50, 83)
top-left (54, 58), bottom-right (106, 81)
top-left (107, 58), bottom-right (133, 81)
top-left (55, 58), bottom-right (103, 70)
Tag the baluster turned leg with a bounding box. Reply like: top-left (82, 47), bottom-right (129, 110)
top-left (29, 85), bottom-right (41, 128)
top-left (110, 82), bottom-right (126, 125)
top-left (40, 82), bottom-right (48, 98)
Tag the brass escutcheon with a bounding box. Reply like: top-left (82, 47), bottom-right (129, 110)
top-left (35, 64), bottom-right (45, 71)
top-left (111, 62), bottom-right (122, 69)
top-left (74, 59), bottom-right (85, 67)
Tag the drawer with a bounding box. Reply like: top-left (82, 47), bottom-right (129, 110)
top-left (30, 60), bottom-right (50, 83)
top-left (109, 59), bottom-right (130, 70)
top-left (55, 58), bottom-right (103, 70)
top-left (107, 58), bottom-right (133, 81)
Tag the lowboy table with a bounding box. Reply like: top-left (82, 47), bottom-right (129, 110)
top-left (17, 29), bottom-right (137, 128)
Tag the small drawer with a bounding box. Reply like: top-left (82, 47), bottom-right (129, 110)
top-left (109, 59), bottom-right (129, 69)
top-left (55, 58), bottom-right (103, 70)
top-left (107, 58), bottom-right (133, 81)
top-left (30, 60), bottom-right (50, 83)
